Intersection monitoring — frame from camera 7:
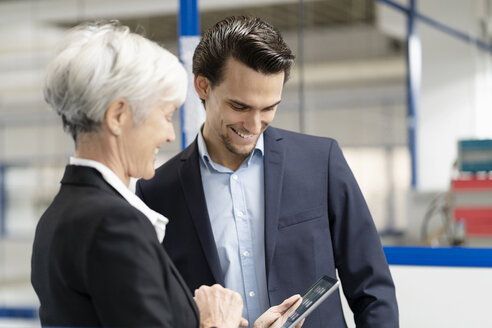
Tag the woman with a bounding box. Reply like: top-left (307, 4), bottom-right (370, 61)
top-left (31, 21), bottom-right (301, 328)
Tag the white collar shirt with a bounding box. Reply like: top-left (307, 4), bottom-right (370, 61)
top-left (69, 157), bottom-right (168, 243)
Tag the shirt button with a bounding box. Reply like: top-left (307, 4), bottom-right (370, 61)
top-left (232, 174), bottom-right (238, 180)
top-left (249, 291), bottom-right (255, 297)
top-left (237, 211), bottom-right (244, 217)
top-left (243, 251), bottom-right (250, 257)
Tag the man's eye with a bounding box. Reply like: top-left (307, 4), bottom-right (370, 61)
top-left (231, 104), bottom-right (247, 111)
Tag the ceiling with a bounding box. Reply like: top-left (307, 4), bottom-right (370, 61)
top-left (63, 0), bottom-right (376, 43)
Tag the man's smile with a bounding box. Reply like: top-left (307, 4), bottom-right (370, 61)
top-left (231, 127), bottom-right (255, 139)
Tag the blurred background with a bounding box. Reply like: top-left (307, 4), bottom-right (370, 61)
top-left (1, 0), bottom-right (491, 327)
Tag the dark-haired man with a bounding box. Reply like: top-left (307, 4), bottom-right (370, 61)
top-left (137, 16), bottom-right (399, 328)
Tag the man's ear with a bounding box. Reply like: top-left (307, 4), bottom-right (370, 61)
top-left (105, 98), bottom-right (131, 136)
top-left (194, 75), bottom-right (211, 101)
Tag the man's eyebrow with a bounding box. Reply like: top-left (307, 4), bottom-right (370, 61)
top-left (227, 99), bottom-right (250, 108)
top-left (227, 98), bottom-right (281, 109)
top-left (264, 100), bottom-right (281, 109)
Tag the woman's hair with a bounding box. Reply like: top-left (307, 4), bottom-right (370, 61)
top-left (193, 16), bottom-right (294, 87)
top-left (44, 20), bottom-right (187, 141)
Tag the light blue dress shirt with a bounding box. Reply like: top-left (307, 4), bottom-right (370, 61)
top-left (197, 131), bottom-right (269, 326)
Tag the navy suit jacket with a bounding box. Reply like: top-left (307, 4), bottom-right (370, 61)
top-left (136, 127), bottom-right (399, 328)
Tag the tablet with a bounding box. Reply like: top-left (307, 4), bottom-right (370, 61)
top-left (281, 275), bottom-right (340, 328)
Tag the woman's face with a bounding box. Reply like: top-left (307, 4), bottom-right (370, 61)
top-left (121, 101), bottom-right (177, 180)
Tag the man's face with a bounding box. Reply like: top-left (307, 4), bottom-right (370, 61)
top-left (198, 57), bottom-right (285, 167)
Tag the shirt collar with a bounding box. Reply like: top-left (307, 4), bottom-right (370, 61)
top-left (69, 157), bottom-right (168, 243)
top-left (197, 128), bottom-right (264, 171)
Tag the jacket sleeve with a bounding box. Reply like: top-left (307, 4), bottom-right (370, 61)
top-left (327, 140), bottom-right (399, 327)
top-left (84, 209), bottom-right (176, 328)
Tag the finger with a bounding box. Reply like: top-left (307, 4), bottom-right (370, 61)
top-left (239, 318), bottom-right (249, 327)
top-left (295, 318), bottom-right (306, 328)
top-left (232, 290), bottom-right (243, 305)
top-left (194, 285), bottom-right (210, 296)
top-left (277, 294), bottom-right (302, 312)
top-left (254, 311), bottom-right (281, 328)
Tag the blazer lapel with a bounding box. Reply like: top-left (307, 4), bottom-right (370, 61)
top-left (178, 140), bottom-right (224, 285)
top-left (263, 127), bottom-right (286, 278)
top-left (61, 165), bottom-right (121, 197)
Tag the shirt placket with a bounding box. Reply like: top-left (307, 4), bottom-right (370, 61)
top-left (230, 172), bottom-right (260, 324)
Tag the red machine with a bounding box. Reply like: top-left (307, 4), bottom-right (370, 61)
top-left (451, 176), bottom-right (492, 236)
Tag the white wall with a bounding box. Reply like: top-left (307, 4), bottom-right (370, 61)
top-left (341, 264), bottom-right (492, 327)
top-left (391, 265), bottom-right (491, 327)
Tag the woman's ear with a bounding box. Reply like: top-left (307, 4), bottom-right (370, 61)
top-left (105, 98), bottom-right (131, 136)
top-left (194, 75), bottom-right (210, 101)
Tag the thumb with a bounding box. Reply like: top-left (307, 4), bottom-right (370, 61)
top-left (239, 318), bottom-right (249, 327)
top-left (277, 294), bottom-right (302, 312)
top-left (295, 318), bottom-right (306, 328)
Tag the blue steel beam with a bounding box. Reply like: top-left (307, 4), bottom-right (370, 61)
top-left (0, 306), bottom-right (37, 319)
top-left (384, 246), bottom-right (492, 267)
top-left (179, 0), bottom-right (199, 37)
top-left (374, 0), bottom-right (492, 54)
top-left (178, 0), bottom-right (200, 150)
top-left (406, 0), bottom-right (418, 189)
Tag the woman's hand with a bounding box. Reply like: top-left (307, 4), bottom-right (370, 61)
top-left (194, 284), bottom-right (248, 328)
top-left (254, 294), bottom-right (304, 328)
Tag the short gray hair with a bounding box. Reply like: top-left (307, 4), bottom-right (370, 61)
top-left (44, 20), bottom-right (187, 141)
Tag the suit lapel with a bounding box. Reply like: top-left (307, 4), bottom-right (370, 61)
top-left (263, 127), bottom-right (286, 278)
top-left (178, 140), bottom-right (224, 285)
top-left (61, 165), bottom-right (121, 197)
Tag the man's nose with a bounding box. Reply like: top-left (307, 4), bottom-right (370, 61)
top-left (245, 111), bottom-right (262, 134)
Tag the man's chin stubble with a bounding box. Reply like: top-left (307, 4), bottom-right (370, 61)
top-left (222, 135), bottom-right (255, 158)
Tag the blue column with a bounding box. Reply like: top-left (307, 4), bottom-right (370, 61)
top-left (179, 0), bottom-right (199, 37)
top-left (178, 0), bottom-right (204, 149)
top-left (406, 0), bottom-right (420, 189)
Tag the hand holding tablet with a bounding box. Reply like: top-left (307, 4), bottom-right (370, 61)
top-left (254, 275), bottom-right (339, 328)
top-left (254, 295), bottom-right (303, 328)
top-left (269, 275), bottom-right (340, 328)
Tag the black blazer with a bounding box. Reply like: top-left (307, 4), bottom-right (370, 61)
top-left (137, 127), bottom-right (399, 328)
top-left (31, 165), bottom-right (199, 328)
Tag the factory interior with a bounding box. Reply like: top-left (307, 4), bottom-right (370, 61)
top-left (0, 0), bottom-right (491, 327)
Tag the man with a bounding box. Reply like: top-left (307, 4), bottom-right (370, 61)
top-left (137, 16), bottom-right (399, 327)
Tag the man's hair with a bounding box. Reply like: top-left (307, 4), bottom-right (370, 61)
top-left (44, 20), bottom-right (187, 142)
top-left (192, 16), bottom-right (295, 86)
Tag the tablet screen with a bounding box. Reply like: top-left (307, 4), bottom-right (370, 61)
top-left (281, 275), bottom-right (340, 328)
